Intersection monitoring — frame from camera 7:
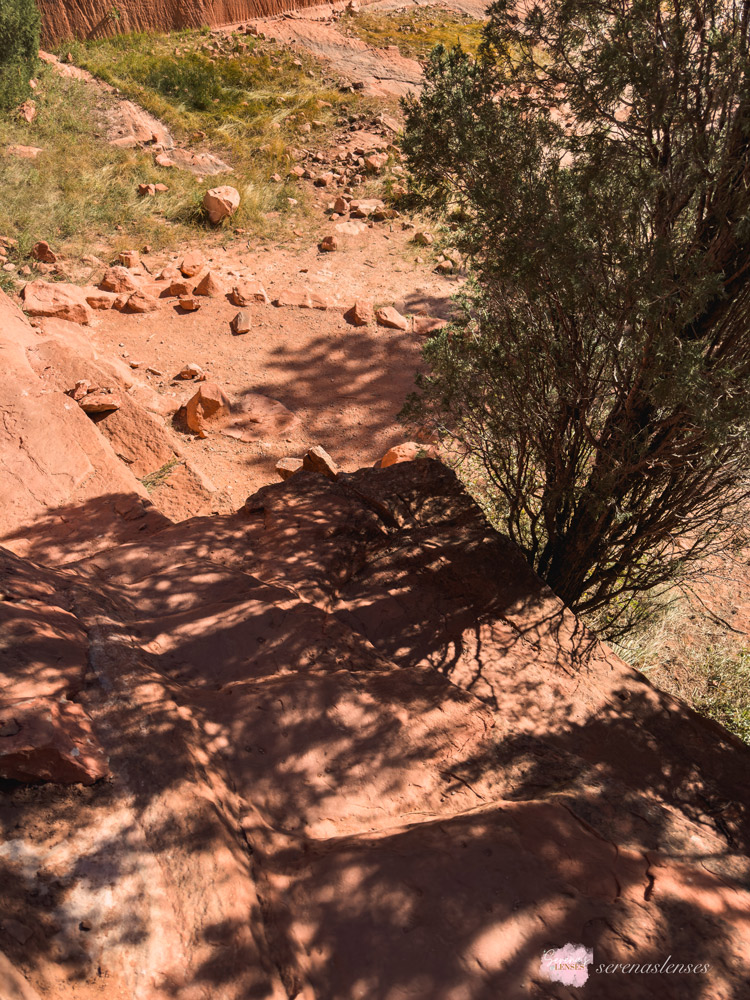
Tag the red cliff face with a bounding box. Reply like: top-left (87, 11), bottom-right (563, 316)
top-left (38, 0), bottom-right (323, 43)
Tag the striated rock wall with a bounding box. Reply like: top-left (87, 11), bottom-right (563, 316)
top-left (38, 0), bottom-right (327, 44)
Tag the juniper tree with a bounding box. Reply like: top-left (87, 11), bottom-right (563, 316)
top-left (401, 0), bottom-right (750, 631)
top-left (0, 0), bottom-right (40, 111)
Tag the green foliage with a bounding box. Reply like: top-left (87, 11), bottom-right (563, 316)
top-left (401, 0), bottom-right (750, 633)
top-left (0, 0), bottom-right (40, 111)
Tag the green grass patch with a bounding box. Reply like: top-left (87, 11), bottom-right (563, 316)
top-left (0, 28), bottom-right (382, 268)
top-left (340, 8), bottom-right (484, 60)
top-left (140, 456), bottom-right (182, 492)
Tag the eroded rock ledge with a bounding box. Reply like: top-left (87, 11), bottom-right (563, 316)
top-left (1, 459), bottom-right (750, 998)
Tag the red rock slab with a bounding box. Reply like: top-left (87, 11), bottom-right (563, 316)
top-left (0, 602), bottom-right (88, 704)
top-left (270, 798), bottom-right (750, 1000)
top-left (0, 697), bottom-right (108, 784)
top-left (21, 280), bottom-right (92, 326)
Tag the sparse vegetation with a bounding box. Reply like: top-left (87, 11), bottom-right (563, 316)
top-left (140, 457), bottom-right (182, 492)
top-left (340, 7), bottom-right (483, 61)
top-left (0, 27), bottom-right (381, 263)
top-left (0, 0), bottom-right (40, 110)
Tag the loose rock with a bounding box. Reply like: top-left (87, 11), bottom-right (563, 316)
top-left (203, 186), bottom-right (241, 224)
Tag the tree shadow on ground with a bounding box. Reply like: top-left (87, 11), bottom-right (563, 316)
top-left (2, 464), bottom-right (750, 997)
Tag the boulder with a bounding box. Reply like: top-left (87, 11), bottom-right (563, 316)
top-left (231, 280), bottom-right (270, 306)
top-left (21, 280), bottom-right (92, 325)
top-left (376, 306), bottom-right (409, 331)
top-left (193, 270), bottom-right (226, 297)
top-left (203, 186), bottom-right (241, 224)
top-left (302, 445), bottom-right (339, 480)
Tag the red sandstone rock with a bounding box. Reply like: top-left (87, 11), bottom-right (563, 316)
top-left (319, 235), bottom-right (338, 252)
top-left (0, 698), bottom-right (108, 785)
top-left (100, 266), bottom-right (141, 294)
top-left (379, 441), bottom-right (436, 467)
top-left (230, 310), bottom-right (251, 335)
top-left (276, 456), bottom-right (304, 480)
top-left (273, 287), bottom-right (331, 309)
top-left (412, 315), bottom-right (448, 336)
top-left (344, 300), bottom-right (373, 326)
top-left (124, 290), bottom-right (158, 313)
top-left (179, 251), bottom-right (206, 278)
top-left (302, 444), bottom-right (339, 480)
top-left (21, 280), bottom-right (92, 325)
top-left (78, 389), bottom-right (122, 413)
top-left (203, 185), bottom-right (240, 224)
top-left (118, 250), bottom-right (140, 268)
top-left (184, 381), bottom-right (231, 437)
top-left (376, 305), bottom-right (409, 330)
top-left (193, 270), bottom-right (226, 297)
top-left (31, 240), bottom-right (56, 263)
top-left (231, 280), bottom-right (270, 306)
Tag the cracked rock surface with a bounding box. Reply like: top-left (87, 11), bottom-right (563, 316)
top-left (2, 458), bottom-right (750, 998)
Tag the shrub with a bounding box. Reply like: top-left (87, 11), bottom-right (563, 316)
top-left (402, 0), bottom-right (750, 635)
top-left (0, 0), bottom-right (40, 111)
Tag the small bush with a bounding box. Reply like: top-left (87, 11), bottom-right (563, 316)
top-left (0, 0), bottom-right (41, 111)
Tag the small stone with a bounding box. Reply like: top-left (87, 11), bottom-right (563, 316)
top-left (31, 240), bottom-right (56, 263)
top-left (412, 231), bottom-right (433, 246)
top-left (319, 235), bottom-right (337, 252)
top-left (177, 363), bottom-right (205, 380)
top-left (194, 270), bottom-right (225, 297)
top-left (79, 390), bottom-right (122, 413)
top-left (17, 99), bottom-right (36, 123)
top-left (100, 266), bottom-right (140, 294)
top-left (138, 183), bottom-right (156, 197)
top-left (180, 251), bottom-right (206, 278)
top-left (230, 310), bottom-right (252, 335)
top-left (166, 280), bottom-right (191, 298)
top-left (276, 457), bottom-right (303, 480)
top-left (119, 250), bottom-right (140, 268)
top-left (344, 300), bottom-right (373, 327)
top-left (231, 281), bottom-right (270, 306)
top-left (314, 172), bottom-right (334, 187)
top-left (203, 185), bottom-right (241, 224)
top-left (302, 445), bottom-right (339, 480)
top-left (125, 290), bottom-right (158, 313)
top-left (376, 306), bottom-right (409, 331)
top-left (435, 260), bottom-right (454, 274)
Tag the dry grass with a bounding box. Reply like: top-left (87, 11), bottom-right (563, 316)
top-left (0, 27), bottom-right (382, 286)
top-left (340, 7), bottom-right (484, 60)
top-left (609, 588), bottom-right (750, 744)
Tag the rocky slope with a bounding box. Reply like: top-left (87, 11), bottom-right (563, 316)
top-left (2, 290), bottom-right (750, 997)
